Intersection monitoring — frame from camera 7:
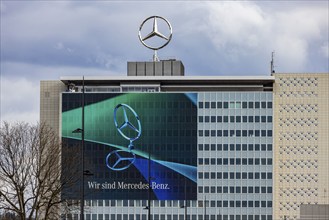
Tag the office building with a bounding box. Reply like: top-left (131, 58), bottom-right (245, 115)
top-left (40, 60), bottom-right (328, 220)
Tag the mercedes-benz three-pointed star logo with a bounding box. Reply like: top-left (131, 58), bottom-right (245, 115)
top-left (138, 15), bottom-right (172, 51)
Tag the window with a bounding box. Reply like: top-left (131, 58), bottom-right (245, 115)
top-left (248, 102), bottom-right (254, 108)
top-left (223, 102), bottom-right (228, 109)
top-left (267, 130), bottom-right (273, 137)
top-left (248, 159), bottom-right (253, 165)
top-left (255, 144), bottom-right (260, 151)
top-left (230, 158), bottom-right (235, 165)
top-left (261, 102), bottom-right (266, 108)
top-left (236, 116), bottom-right (241, 122)
top-left (223, 116), bottom-right (228, 122)
top-left (236, 102), bottom-right (241, 108)
top-left (205, 102), bottom-right (210, 108)
top-left (242, 102), bottom-right (248, 108)
top-left (248, 116), bottom-right (254, 122)
top-left (267, 102), bottom-right (272, 108)
top-left (205, 116), bottom-right (210, 122)
top-left (248, 144), bottom-right (253, 151)
top-left (236, 144), bottom-right (241, 151)
top-left (248, 186), bottom-right (253, 193)
top-left (217, 116), bottom-right (222, 122)
top-left (217, 130), bottom-right (222, 137)
top-left (211, 116), bottom-right (216, 122)
top-left (229, 102), bottom-right (235, 109)
top-left (242, 116), bottom-right (247, 122)
top-left (236, 159), bottom-right (241, 165)
top-left (223, 172), bottom-right (228, 179)
top-left (255, 116), bottom-right (260, 122)
top-left (267, 144), bottom-right (272, 151)
top-left (211, 102), bottom-right (216, 108)
top-left (230, 116), bottom-right (235, 122)
top-left (217, 144), bottom-right (222, 151)
top-left (217, 102), bottom-right (222, 108)
top-left (261, 116), bottom-right (266, 123)
top-left (236, 172), bottom-right (241, 179)
top-left (236, 186), bottom-right (241, 193)
top-left (267, 116), bottom-right (272, 123)
top-left (255, 102), bottom-right (260, 108)
top-left (223, 144), bottom-right (228, 151)
top-left (198, 102), bottom-right (203, 108)
top-left (223, 159), bottom-right (228, 165)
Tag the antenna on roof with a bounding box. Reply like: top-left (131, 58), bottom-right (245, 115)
top-left (270, 51), bottom-right (275, 74)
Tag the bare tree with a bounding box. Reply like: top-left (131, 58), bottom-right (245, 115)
top-left (0, 122), bottom-right (78, 220)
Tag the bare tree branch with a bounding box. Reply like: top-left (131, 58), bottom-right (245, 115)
top-left (0, 122), bottom-right (79, 220)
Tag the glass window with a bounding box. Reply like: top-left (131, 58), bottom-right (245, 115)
top-left (261, 172), bottom-right (266, 179)
top-left (205, 116), bottom-right (210, 122)
top-left (242, 172), bottom-right (247, 179)
top-left (267, 130), bottom-right (273, 137)
top-left (248, 144), bottom-right (253, 151)
top-left (205, 144), bottom-right (210, 151)
top-left (236, 172), bottom-right (241, 179)
top-left (242, 201), bottom-right (247, 207)
top-left (242, 187), bottom-right (247, 193)
top-left (248, 201), bottom-right (253, 207)
top-left (261, 130), bottom-right (266, 137)
top-left (230, 201), bottom-right (235, 207)
top-left (223, 187), bottom-right (228, 193)
top-left (236, 130), bottom-right (241, 137)
top-left (242, 102), bottom-right (248, 108)
top-left (230, 130), bottom-right (235, 137)
top-left (217, 144), bottom-right (222, 151)
top-left (236, 144), bottom-right (241, 151)
top-left (248, 116), bottom-right (253, 122)
top-left (255, 158), bottom-right (260, 165)
top-left (248, 102), bottom-right (254, 108)
top-left (267, 102), bottom-right (272, 108)
top-left (242, 159), bottom-right (247, 165)
top-left (205, 102), bottom-right (210, 108)
top-left (242, 116), bottom-right (248, 122)
top-left (230, 172), bottom-right (235, 179)
top-left (217, 116), bottom-right (222, 122)
top-left (255, 187), bottom-right (260, 193)
top-left (236, 201), bottom-right (241, 207)
top-left (199, 116), bottom-right (203, 122)
top-left (236, 159), bottom-right (241, 165)
top-left (261, 144), bottom-right (266, 151)
top-left (204, 159), bottom-right (209, 165)
top-left (217, 186), bottom-right (222, 193)
top-left (230, 116), bottom-right (235, 122)
top-left (267, 116), bottom-right (272, 123)
top-left (255, 201), bottom-right (260, 207)
top-left (223, 144), bottom-right (228, 151)
top-left (248, 159), bottom-right (253, 165)
top-left (242, 130), bottom-right (247, 137)
top-left (261, 116), bottom-right (266, 123)
top-left (223, 172), bottom-right (228, 179)
top-left (223, 159), bottom-right (228, 165)
top-left (230, 158), bottom-right (235, 165)
top-left (211, 102), bottom-right (216, 108)
top-left (217, 158), bottom-right (222, 165)
top-left (261, 102), bottom-right (266, 108)
top-left (248, 186), bottom-right (253, 193)
top-left (261, 187), bottom-right (266, 193)
top-left (267, 173), bottom-right (273, 179)
top-left (255, 102), bottom-right (260, 108)
top-left (236, 186), bottom-right (241, 193)
top-left (211, 130), bottom-right (216, 136)
top-left (217, 102), bottom-right (222, 108)
top-left (198, 102), bottom-right (203, 108)
top-left (211, 116), bottom-right (216, 122)
top-left (229, 102), bottom-right (235, 109)
top-left (255, 130), bottom-right (260, 137)
top-left (236, 102), bottom-right (241, 108)
top-left (211, 144), bottom-right (216, 151)
top-left (261, 201), bottom-right (266, 207)
top-left (217, 172), bottom-right (222, 179)
top-left (230, 187), bottom-right (235, 193)
top-left (223, 116), bottom-right (228, 122)
top-left (255, 144), bottom-right (260, 151)
top-left (255, 173), bottom-right (260, 179)
top-left (267, 187), bottom-right (272, 193)
top-left (248, 172), bottom-right (253, 179)
top-left (205, 130), bottom-right (209, 137)
top-left (242, 144), bottom-right (247, 151)
top-left (217, 130), bottom-right (222, 137)
top-left (223, 102), bottom-right (229, 109)
top-left (267, 158), bottom-right (272, 165)
top-left (236, 116), bottom-right (241, 122)
top-left (255, 116), bottom-right (260, 122)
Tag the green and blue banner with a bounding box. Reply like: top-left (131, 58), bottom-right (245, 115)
top-left (61, 93), bottom-right (197, 200)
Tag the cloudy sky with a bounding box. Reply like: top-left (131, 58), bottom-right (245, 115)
top-left (1, 1), bottom-right (328, 124)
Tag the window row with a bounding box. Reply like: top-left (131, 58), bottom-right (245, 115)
top-left (199, 116), bottom-right (272, 123)
top-left (199, 130), bottom-right (273, 137)
top-left (198, 144), bottom-right (273, 151)
top-left (200, 197), bottom-right (272, 208)
top-left (198, 101), bottom-right (272, 109)
top-left (198, 158), bottom-right (272, 165)
top-left (198, 172), bottom-right (273, 180)
top-left (65, 213), bottom-right (273, 220)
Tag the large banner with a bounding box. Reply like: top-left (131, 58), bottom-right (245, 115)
top-left (61, 93), bottom-right (197, 200)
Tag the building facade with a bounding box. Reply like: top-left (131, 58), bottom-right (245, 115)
top-left (273, 73), bottom-right (329, 220)
top-left (40, 61), bottom-right (328, 220)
